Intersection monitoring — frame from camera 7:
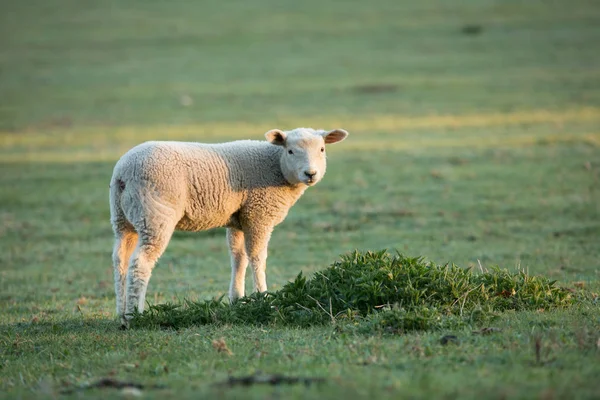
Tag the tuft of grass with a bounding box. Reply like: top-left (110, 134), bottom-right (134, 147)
top-left (131, 250), bottom-right (574, 331)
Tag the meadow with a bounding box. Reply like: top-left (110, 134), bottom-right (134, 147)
top-left (1, 0), bottom-right (599, 398)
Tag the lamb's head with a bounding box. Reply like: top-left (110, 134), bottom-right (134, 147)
top-left (265, 127), bottom-right (348, 186)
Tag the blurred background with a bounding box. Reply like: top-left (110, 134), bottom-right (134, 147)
top-left (1, 0), bottom-right (599, 303)
top-left (2, 1), bottom-right (598, 157)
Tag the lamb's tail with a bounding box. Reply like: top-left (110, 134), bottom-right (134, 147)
top-left (109, 175), bottom-right (129, 234)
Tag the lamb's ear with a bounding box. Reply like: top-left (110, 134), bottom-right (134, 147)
top-left (265, 129), bottom-right (287, 146)
top-left (321, 129), bottom-right (349, 144)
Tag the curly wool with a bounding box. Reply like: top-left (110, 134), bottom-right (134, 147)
top-left (112, 140), bottom-right (305, 233)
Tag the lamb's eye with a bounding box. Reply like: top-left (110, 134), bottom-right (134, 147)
top-left (288, 149), bottom-right (294, 155)
top-left (320, 147), bottom-right (325, 152)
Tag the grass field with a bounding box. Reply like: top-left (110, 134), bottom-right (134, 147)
top-left (1, 0), bottom-right (600, 398)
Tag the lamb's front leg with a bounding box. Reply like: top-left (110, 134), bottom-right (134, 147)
top-left (244, 226), bottom-right (274, 294)
top-left (227, 228), bottom-right (248, 301)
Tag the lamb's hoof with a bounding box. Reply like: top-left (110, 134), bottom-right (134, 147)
top-left (119, 315), bottom-right (130, 330)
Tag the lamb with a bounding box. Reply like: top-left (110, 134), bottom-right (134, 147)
top-left (109, 127), bottom-right (348, 327)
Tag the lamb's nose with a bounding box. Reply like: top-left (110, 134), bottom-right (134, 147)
top-left (304, 170), bottom-right (317, 179)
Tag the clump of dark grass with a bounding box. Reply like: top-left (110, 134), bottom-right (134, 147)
top-left (131, 250), bottom-right (574, 332)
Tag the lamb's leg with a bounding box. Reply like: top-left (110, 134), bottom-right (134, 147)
top-left (123, 225), bottom-right (174, 327)
top-left (112, 229), bottom-right (138, 319)
top-left (244, 227), bottom-right (273, 294)
top-left (227, 228), bottom-right (248, 301)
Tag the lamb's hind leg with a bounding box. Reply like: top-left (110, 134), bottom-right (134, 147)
top-left (112, 229), bottom-right (138, 320)
top-left (123, 220), bottom-right (176, 327)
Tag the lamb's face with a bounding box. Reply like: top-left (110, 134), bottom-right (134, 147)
top-left (265, 127), bottom-right (348, 186)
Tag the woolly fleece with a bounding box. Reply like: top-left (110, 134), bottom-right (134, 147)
top-left (109, 128), bottom-right (348, 327)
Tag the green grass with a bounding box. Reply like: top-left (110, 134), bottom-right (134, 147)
top-left (131, 251), bottom-right (576, 331)
top-left (1, 0), bottom-right (600, 398)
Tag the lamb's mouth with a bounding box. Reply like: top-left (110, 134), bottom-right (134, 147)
top-left (304, 178), bottom-right (317, 186)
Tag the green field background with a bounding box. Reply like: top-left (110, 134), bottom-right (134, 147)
top-left (1, 0), bottom-right (599, 398)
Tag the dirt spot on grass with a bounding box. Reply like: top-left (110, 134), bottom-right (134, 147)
top-left (352, 83), bottom-right (399, 94)
top-left (216, 373), bottom-right (325, 388)
top-left (472, 327), bottom-right (502, 335)
top-left (430, 169), bottom-right (444, 180)
top-left (440, 335), bottom-right (459, 345)
top-left (60, 378), bottom-right (166, 394)
top-left (212, 338), bottom-right (233, 355)
top-left (76, 296), bottom-right (88, 306)
top-left (461, 25), bottom-right (483, 35)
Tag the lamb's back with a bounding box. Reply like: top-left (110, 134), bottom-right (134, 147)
top-left (114, 140), bottom-right (285, 232)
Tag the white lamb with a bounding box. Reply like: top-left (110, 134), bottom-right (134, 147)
top-left (109, 127), bottom-right (348, 327)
